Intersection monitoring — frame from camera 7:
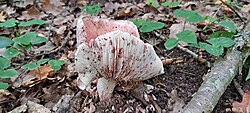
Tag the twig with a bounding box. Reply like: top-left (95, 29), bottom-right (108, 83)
top-left (219, 0), bottom-right (245, 23)
top-left (233, 79), bottom-right (244, 97)
top-left (47, 15), bottom-right (55, 43)
top-left (153, 31), bottom-right (210, 67)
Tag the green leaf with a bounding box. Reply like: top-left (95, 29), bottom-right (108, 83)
top-left (0, 82), bottom-right (9, 90)
top-left (21, 62), bottom-right (38, 70)
top-left (37, 58), bottom-right (49, 65)
top-left (202, 44), bottom-right (224, 56)
top-left (2, 48), bottom-right (20, 58)
top-left (19, 19), bottom-right (45, 27)
top-left (0, 36), bottom-right (13, 48)
top-left (173, 10), bottom-right (204, 22)
top-left (48, 60), bottom-right (65, 71)
top-left (209, 31), bottom-right (234, 39)
top-left (0, 57), bottom-right (11, 69)
top-left (13, 32), bottom-right (37, 45)
top-left (218, 20), bottom-right (237, 33)
top-left (204, 16), bottom-right (218, 23)
top-left (30, 36), bottom-right (47, 44)
top-left (246, 68), bottom-right (250, 81)
top-left (146, 0), bottom-right (159, 8)
top-left (207, 37), bottom-right (235, 48)
top-left (131, 19), bottom-right (148, 28)
top-left (161, 1), bottom-right (180, 7)
top-left (176, 30), bottom-right (197, 44)
top-left (0, 69), bottom-right (17, 78)
top-left (164, 38), bottom-right (179, 50)
top-left (0, 18), bottom-right (17, 28)
top-left (82, 4), bottom-right (101, 14)
top-left (140, 21), bottom-right (165, 32)
top-left (13, 43), bottom-right (31, 51)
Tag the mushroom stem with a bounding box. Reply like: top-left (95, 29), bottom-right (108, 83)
top-left (97, 77), bottom-right (117, 101)
top-left (78, 72), bottom-right (96, 90)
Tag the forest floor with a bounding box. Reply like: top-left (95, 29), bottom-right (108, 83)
top-left (0, 0), bottom-right (250, 113)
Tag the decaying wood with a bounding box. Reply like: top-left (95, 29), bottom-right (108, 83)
top-left (181, 23), bottom-right (250, 112)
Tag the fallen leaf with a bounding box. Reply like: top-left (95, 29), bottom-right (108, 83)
top-left (83, 101), bottom-right (96, 113)
top-left (232, 91), bottom-right (250, 113)
top-left (52, 34), bottom-right (62, 46)
top-left (76, 0), bottom-right (88, 5)
top-left (39, 0), bottom-right (63, 15)
top-left (168, 89), bottom-right (185, 113)
top-left (115, 5), bottom-right (139, 18)
top-left (8, 104), bottom-right (27, 113)
top-left (241, 4), bottom-right (250, 13)
top-left (214, 0), bottom-right (227, 5)
top-left (56, 25), bottom-right (67, 35)
top-left (28, 64), bottom-right (54, 80)
top-left (0, 5), bottom-right (15, 16)
top-left (19, 6), bottom-right (47, 20)
top-left (103, 2), bottom-right (120, 16)
top-left (54, 16), bottom-right (69, 26)
top-left (27, 101), bottom-right (51, 113)
top-left (221, 7), bottom-right (233, 14)
top-left (0, 90), bottom-right (16, 102)
top-left (16, 0), bottom-right (34, 8)
top-left (0, 11), bottom-right (8, 22)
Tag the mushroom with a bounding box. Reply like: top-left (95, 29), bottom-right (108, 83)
top-left (75, 16), bottom-right (164, 101)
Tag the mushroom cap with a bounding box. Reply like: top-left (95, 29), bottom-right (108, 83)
top-left (76, 30), bottom-right (164, 86)
top-left (76, 16), bottom-right (139, 45)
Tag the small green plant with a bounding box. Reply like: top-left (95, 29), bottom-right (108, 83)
top-left (82, 4), bottom-right (101, 14)
top-left (243, 58), bottom-right (250, 81)
top-left (146, 0), bottom-right (159, 8)
top-left (0, 19), bottom-right (65, 90)
top-left (161, 1), bottom-right (180, 8)
top-left (164, 9), bottom-right (237, 56)
top-left (173, 10), bottom-right (204, 23)
top-left (132, 19), bottom-right (165, 32)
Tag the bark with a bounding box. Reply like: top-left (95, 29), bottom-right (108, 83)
top-left (181, 22), bottom-right (250, 113)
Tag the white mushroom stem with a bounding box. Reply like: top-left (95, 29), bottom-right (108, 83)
top-left (77, 72), bottom-right (96, 90)
top-left (97, 77), bottom-right (117, 101)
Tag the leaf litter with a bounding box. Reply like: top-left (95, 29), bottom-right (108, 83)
top-left (0, 0), bottom-right (250, 112)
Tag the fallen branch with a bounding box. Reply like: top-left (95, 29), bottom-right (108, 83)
top-left (181, 22), bottom-right (249, 113)
top-left (153, 31), bottom-right (210, 67)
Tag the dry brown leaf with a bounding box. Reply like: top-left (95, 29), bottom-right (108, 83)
top-left (52, 34), bottom-right (62, 46)
top-left (103, 2), bottom-right (120, 16)
top-left (221, 7), bottom-right (233, 14)
top-left (56, 25), bottom-right (67, 35)
top-left (28, 65), bottom-right (54, 81)
top-left (16, 0), bottom-right (34, 8)
top-left (54, 16), bottom-right (69, 25)
top-left (0, 90), bottom-right (16, 102)
top-left (168, 89), bottom-right (185, 113)
top-left (76, 0), bottom-right (88, 5)
top-left (115, 5), bottom-right (139, 18)
top-left (241, 4), bottom-right (250, 13)
top-left (214, 0), bottom-right (227, 4)
top-left (39, 0), bottom-right (63, 15)
top-left (0, 11), bottom-right (8, 22)
top-left (232, 91), bottom-right (250, 113)
top-left (19, 6), bottom-right (47, 20)
top-left (0, 5), bottom-right (15, 16)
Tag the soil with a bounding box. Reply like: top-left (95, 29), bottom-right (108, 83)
top-left (0, 46), bottom-right (244, 113)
